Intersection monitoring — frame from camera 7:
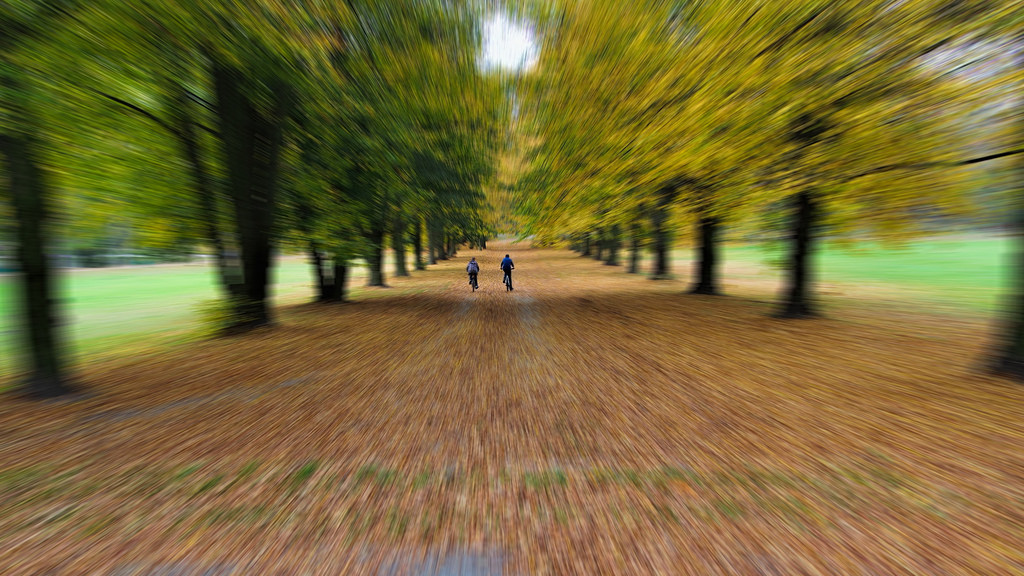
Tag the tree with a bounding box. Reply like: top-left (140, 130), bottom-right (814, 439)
top-left (1, 1), bottom-right (80, 397)
top-left (520, 0), bottom-right (1005, 318)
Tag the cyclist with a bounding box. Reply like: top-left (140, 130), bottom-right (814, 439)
top-left (499, 254), bottom-right (514, 291)
top-left (466, 257), bottom-right (479, 290)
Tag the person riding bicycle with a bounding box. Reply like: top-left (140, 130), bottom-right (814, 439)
top-left (499, 254), bottom-right (514, 291)
top-left (466, 257), bottom-right (479, 289)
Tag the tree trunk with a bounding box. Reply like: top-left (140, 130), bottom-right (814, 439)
top-left (310, 242), bottom-right (330, 301)
top-left (428, 222), bottom-right (437, 265)
top-left (779, 190), bottom-right (816, 317)
top-left (318, 258), bottom-right (346, 302)
top-left (392, 214), bottom-right (409, 277)
top-left (1, 126), bottom-right (70, 398)
top-left (172, 82), bottom-right (240, 297)
top-left (690, 212), bottom-right (721, 295)
top-left (334, 263), bottom-right (349, 302)
top-left (213, 62), bottom-right (292, 328)
top-left (650, 186), bottom-right (673, 279)
top-left (594, 230), bottom-right (604, 261)
top-left (997, 238), bottom-right (1024, 376)
top-left (604, 224), bottom-right (620, 266)
top-left (413, 217), bottom-right (425, 270)
top-left (438, 232), bottom-right (450, 261)
top-left (994, 62), bottom-right (1024, 377)
top-left (366, 225), bottom-right (386, 287)
top-left (446, 234), bottom-right (457, 258)
top-left (628, 224), bottom-right (640, 274)
top-left (581, 234), bottom-right (591, 257)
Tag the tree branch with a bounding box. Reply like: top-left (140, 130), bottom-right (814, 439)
top-left (958, 148), bottom-right (1024, 165)
top-left (185, 89), bottom-right (216, 113)
top-left (843, 148), bottom-right (1024, 182)
top-left (90, 88), bottom-right (178, 136)
top-left (91, 87), bottom-right (219, 139)
top-left (753, 5), bottom-right (828, 60)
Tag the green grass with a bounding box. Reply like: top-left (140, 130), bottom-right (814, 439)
top-left (678, 234), bottom-right (1013, 314)
top-left (0, 257), bottom-right (318, 379)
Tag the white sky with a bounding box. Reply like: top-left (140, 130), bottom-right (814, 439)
top-left (482, 14), bottom-right (537, 71)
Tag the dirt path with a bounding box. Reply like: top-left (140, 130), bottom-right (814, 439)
top-left (1, 243), bottom-right (1022, 575)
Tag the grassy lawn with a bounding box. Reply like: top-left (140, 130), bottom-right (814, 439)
top-left (711, 234), bottom-right (1013, 313)
top-left (0, 257), bottom-right (319, 379)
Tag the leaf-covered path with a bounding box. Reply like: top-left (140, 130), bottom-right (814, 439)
top-left (1, 244), bottom-right (1022, 575)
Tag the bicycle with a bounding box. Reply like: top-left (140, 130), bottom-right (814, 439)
top-left (469, 273), bottom-right (478, 291)
top-left (502, 271), bottom-right (513, 291)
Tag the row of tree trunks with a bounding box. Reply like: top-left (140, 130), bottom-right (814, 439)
top-left (362, 214), bottom-right (478, 288)
top-left (583, 186), bottom-right (811, 318)
top-left (364, 213), bottom-right (478, 285)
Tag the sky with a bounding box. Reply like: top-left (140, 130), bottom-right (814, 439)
top-left (482, 13), bottom-right (538, 71)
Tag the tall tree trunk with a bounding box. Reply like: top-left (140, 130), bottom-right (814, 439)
top-left (690, 212), bottom-right (721, 295)
top-left (392, 214), bottom-right (409, 277)
top-left (446, 234), bottom-right (457, 258)
top-left (318, 256), bottom-right (346, 302)
top-left (428, 220), bottom-right (438, 265)
top-left (213, 63), bottom-right (292, 328)
top-left (650, 186), bottom-right (673, 279)
top-left (366, 225), bottom-right (386, 287)
top-left (594, 229), bottom-right (604, 261)
top-left (604, 224), bottom-right (620, 266)
top-left (1, 125), bottom-right (69, 398)
top-left (581, 234), bottom-right (591, 257)
top-left (413, 217), bottom-right (425, 270)
top-left (309, 242), bottom-right (330, 302)
top-left (628, 223), bottom-right (640, 274)
top-left (172, 82), bottom-right (239, 297)
top-left (334, 262), bottom-right (349, 302)
top-left (779, 190), bottom-right (816, 317)
top-left (438, 231), bottom-right (450, 261)
top-left (995, 62), bottom-right (1024, 376)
